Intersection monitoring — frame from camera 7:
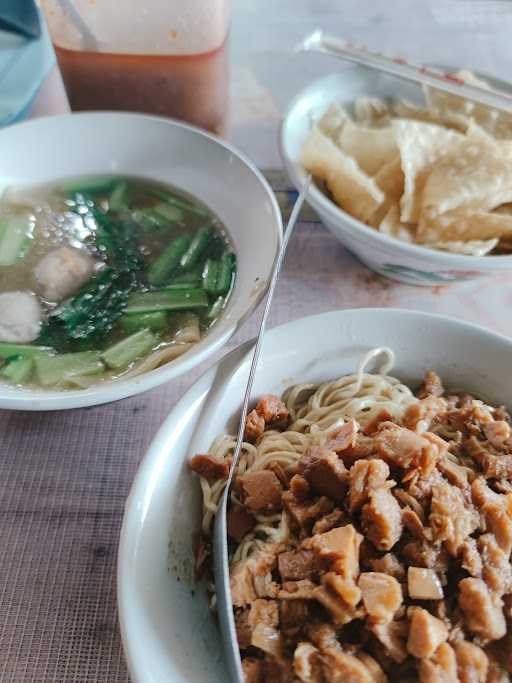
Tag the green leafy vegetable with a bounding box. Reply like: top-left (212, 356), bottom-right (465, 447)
top-left (0, 215), bottom-right (32, 265)
top-left (34, 351), bottom-right (104, 387)
top-left (126, 287), bottom-right (208, 314)
top-left (0, 356), bottom-right (33, 383)
top-left (147, 235), bottom-right (191, 286)
top-left (102, 328), bottom-right (157, 370)
top-left (38, 268), bottom-right (134, 349)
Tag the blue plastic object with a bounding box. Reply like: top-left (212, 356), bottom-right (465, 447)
top-left (0, 0), bottom-right (40, 39)
top-left (0, 6), bottom-right (55, 125)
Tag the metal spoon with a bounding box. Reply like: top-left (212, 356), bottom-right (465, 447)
top-left (213, 176), bottom-right (312, 682)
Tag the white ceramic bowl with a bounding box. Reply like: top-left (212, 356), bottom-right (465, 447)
top-left (0, 112), bottom-right (282, 410)
top-left (118, 307), bottom-right (512, 683)
top-left (279, 68), bottom-right (512, 285)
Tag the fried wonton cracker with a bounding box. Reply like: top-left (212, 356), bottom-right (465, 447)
top-left (424, 239), bottom-right (498, 256)
top-left (393, 99), bottom-right (469, 132)
top-left (354, 97), bottom-right (391, 127)
top-left (316, 103), bottom-right (349, 142)
top-left (338, 120), bottom-right (398, 176)
top-left (425, 69), bottom-right (512, 139)
top-left (392, 119), bottom-right (463, 223)
top-left (421, 123), bottom-right (512, 217)
top-left (418, 207), bottom-right (512, 243)
top-left (378, 203), bottom-right (415, 243)
top-left (301, 127), bottom-right (385, 222)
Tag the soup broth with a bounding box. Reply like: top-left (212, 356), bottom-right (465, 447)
top-left (0, 176), bottom-right (236, 390)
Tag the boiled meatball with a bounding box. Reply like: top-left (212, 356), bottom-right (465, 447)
top-left (0, 291), bottom-right (42, 343)
top-left (33, 246), bottom-right (94, 303)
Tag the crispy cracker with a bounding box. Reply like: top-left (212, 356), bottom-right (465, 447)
top-left (421, 122), bottom-right (512, 217)
top-left (418, 207), bottom-right (512, 243)
top-left (301, 127), bottom-right (385, 222)
top-left (354, 97), bottom-right (391, 127)
top-left (392, 119), bottom-right (463, 223)
top-left (317, 103), bottom-right (350, 142)
top-left (424, 238), bottom-right (498, 256)
top-left (378, 203), bottom-right (415, 243)
top-left (338, 120), bottom-right (398, 176)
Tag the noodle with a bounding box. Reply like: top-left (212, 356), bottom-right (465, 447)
top-left (198, 348), bottom-right (418, 559)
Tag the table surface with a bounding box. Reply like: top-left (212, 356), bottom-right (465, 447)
top-left (4, 1), bottom-right (512, 680)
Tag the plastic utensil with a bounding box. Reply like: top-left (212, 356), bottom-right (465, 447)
top-left (299, 29), bottom-right (512, 113)
top-left (213, 176), bottom-right (312, 683)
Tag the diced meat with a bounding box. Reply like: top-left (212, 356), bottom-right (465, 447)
top-left (419, 643), bottom-right (458, 683)
top-left (407, 567), bottom-right (444, 600)
top-left (466, 436), bottom-right (512, 479)
top-left (437, 458), bottom-right (472, 489)
top-left (293, 642), bottom-right (322, 683)
top-left (230, 543), bottom-right (281, 606)
top-left (486, 661), bottom-right (509, 683)
top-left (313, 574), bottom-right (361, 625)
top-left (0, 290), bottom-right (42, 343)
top-left (402, 540), bottom-right (450, 572)
top-left (403, 396), bottom-right (447, 433)
top-left (305, 525), bottom-right (362, 581)
top-left (240, 470), bottom-right (283, 513)
top-left (418, 370), bottom-right (444, 398)
top-left (227, 504), bottom-right (255, 542)
top-left (189, 453), bottom-right (231, 483)
top-left (254, 394), bottom-right (290, 428)
top-left (460, 538), bottom-right (483, 577)
top-left (244, 409), bottom-right (265, 442)
top-left (348, 459), bottom-right (390, 512)
top-left (235, 598), bottom-right (278, 649)
top-left (325, 419), bottom-right (359, 452)
top-left (322, 648), bottom-right (376, 683)
top-left (454, 641), bottom-right (489, 683)
top-left (290, 474), bottom-right (310, 501)
top-left (393, 488), bottom-right (425, 519)
top-left (251, 621), bottom-right (283, 659)
top-left (361, 487), bottom-right (403, 551)
top-left (242, 658), bottom-right (263, 683)
top-left (280, 600), bottom-right (309, 643)
top-left (355, 653), bottom-right (388, 683)
top-left (478, 533), bottom-right (512, 596)
top-left (369, 553), bottom-right (405, 580)
top-left (471, 478), bottom-right (512, 556)
top-left (458, 577), bottom-right (506, 641)
top-left (307, 622), bottom-right (339, 651)
top-left (407, 607), bottom-right (448, 659)
top-left (298, 447), bottom-right (348, 503)
top-left (358, 572), bottom-right (403, 623)
top-left (363, 409), bottom-right (394, 436)
top-left (278, 579), bottom-right (317, 600)
top-left (429, 482), bottom-right (480, 555)
top-left (402, 508), bottom-right (430, 541)
top-left (484, 421), bottom-right (511, 449)
top-left (231, 559), bottom-right (258, 607)
top-left (282, 491), bottom-right (334, 531)
top-left (33, 246), bottom-right (94, 302)
top-left (312, 509), bottom-right (347, 535)
top-left (369, 620), bottom-right (408, 663)
top-left (375, 425), bottom-right (445, 476)
top-left (267, 461), bottom-right (290, 488)
top-left (278, 550), bottom-right (317, 582)
top-left (322, 570), bottom-right (361, 608)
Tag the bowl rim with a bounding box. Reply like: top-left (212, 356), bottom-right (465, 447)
top-left (279, 70), bottom-right (512, 267)
top-left (0, 111), bottom-right (283, 410)
top-left (117, 306), bottom-right (512, 683)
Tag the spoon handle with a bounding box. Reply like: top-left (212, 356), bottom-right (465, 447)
top-left (213, 176), bottom-right (311, 683)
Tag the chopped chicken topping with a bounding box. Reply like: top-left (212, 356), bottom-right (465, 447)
top-left (192, 370), bottom-right (512, 681)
